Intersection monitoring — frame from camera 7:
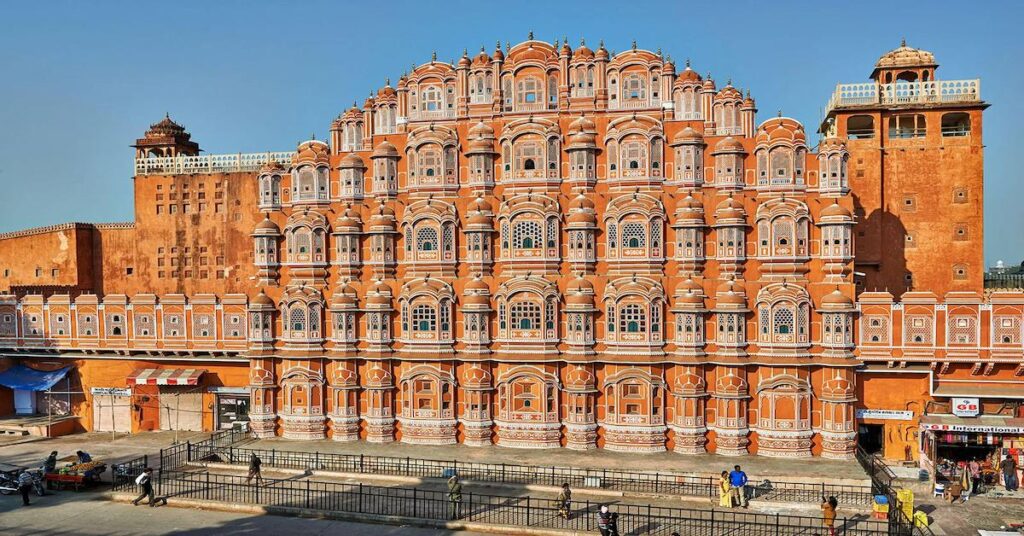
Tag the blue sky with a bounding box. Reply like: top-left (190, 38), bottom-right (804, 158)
top-left (0, 0), bottom-right (1019, 266)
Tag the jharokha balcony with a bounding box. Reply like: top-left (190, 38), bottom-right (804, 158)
top-left (824, 79), bottom-right (981, 115)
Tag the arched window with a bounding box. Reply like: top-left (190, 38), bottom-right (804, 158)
top-left (513, 220), bottom-right (542, 249)
top-left (289, 307), bottom-right (306, 332)
top-left (418, 147), bottom-right (441, 178)
top-left (422, 85), bottom-right (442, 111)
top-left (517, 77), bottom-right (541, 105)
top-left (510, 302), bottom-right (541, 330)
top-left (416, 227), bottom-right (438, 252)
top-left (622, 222), bottom-right (647, 248)
top-left (621, 140), bottom-right (647, 173)
top-left (412, 304), bottom-right (436, 332)
top-left (620, 304), bottom-right (647, 333)
top-left (623, 73), bottom-right (646, 100)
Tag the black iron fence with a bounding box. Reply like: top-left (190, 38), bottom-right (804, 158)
top-left (155, 469), bottom-right (887, 536)
top-left (855, 447), bottom-right (934, 536)
top-left (190, 445), bottom-right (874, 507)
top-left (160, 425), bottom-right (249, 470)
top-left (112, 454), bottom-right (148, 492)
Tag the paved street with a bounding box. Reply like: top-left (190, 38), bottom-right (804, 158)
top-left (0, 488), bottom-right (488, 536)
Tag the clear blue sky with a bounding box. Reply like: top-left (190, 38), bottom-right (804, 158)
top-left (0, 0), bottom-right (1019, 266)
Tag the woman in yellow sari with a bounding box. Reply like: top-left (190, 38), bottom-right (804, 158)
top-left (719, 470), bottom-right (733, 507)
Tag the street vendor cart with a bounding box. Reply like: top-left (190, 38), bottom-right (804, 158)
top-left (44, 456), bottom-right (107, 491)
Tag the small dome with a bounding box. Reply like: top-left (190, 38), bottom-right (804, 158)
top-left (468, 195), bottom-right (493, 214)
top-left (819, 137), bottom-right (847, 153)
top-left (595, 42), bottom-right (609, 60)
top-left (469, 121), bottom-right (495, 138)
top-left (716, 84), bottom-right (742, 100)
top-left (472, 49), bottom-right (491, 68)
top-left (573, 43), bottom-right (594, 61)
top-left (675, 66), bottom-right (702, 84)
top-left (671, 126), bottom-right (703, 146)
top-left (252, 291), bottom-right (274, 307)
top-left (331, 281), bottom-right (358, 308)
top-left (568, 275), bottom-right (595, 294)
top-left (293, 139), bottom-right (331, 165)
top-left (463, 276), bottom-right (491, 307)
top-left (676, 289), bottom-right (704, 306)
top-left (715, 280), bottom-right (746, 306)
top-left (565, 366), bottom-right (596, 391)
top-left (568, 115), bottom-right (597, 134)
top-left (712, 136), bottom-right (746, 154)
top-left (821, 201), bottom-right (853, 219)
top-left (875, 40), bottom-right (937, 70)
top-left (570, 193), bottom-right (595, 211)
top-left (567, 211), bottom-right (597, 225)
top-left (335, 206), bottom-right (362, 230)
top-left (755, 117), bottom-right (806, 146)
top-left (822, 289), bottom-right (855, 307)
top-left (259, 159), bottom-right (286, 173)
top-left (339, 153), bottom-right (366, 169)
top-left (371, 140), bottom-right (399, 158)
top-left (363, 96), bottom-right (375, 109)
top-left (254, 216), bottom-right (280, 233)
top-left (458, 53), bottom-right (471, 68)
top-left (714, 196), bottom-right (746, 220)
top-left (369, 203), bottom-right (397, 229)
top-left (674, 195), bottom-right (705, 222)
top-left (377, 84), bottom-right (397, 98)
top-left (365, 281), bottom-right (393, 306)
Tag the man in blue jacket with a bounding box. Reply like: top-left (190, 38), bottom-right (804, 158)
top-left (729, 465), bottom-right (749, 508)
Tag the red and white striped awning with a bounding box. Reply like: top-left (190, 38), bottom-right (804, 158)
top-left (127, 368), bottom-right (205, 386)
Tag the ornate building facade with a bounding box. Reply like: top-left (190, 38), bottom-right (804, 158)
top-left (0, 38), bottom-right (1013, 461)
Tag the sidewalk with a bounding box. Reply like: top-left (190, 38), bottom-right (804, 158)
top-left (200, 462), bottom-right (871, 518)
top-left (0, 431), bottom-right (208, 475)
top-left (245, 436), bottom-right (871, 485)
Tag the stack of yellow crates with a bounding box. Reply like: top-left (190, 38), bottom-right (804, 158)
top-left (896, 488), bottom-right (915, 520)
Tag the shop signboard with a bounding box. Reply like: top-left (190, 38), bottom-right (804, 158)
top-left (856, 409), bottom-right (913, 421)
top-left (90, 387), bottom-right (131, 397)
top-left (921, 423), bottom-right (1024, 434)
top-left (952, 397), bottom-right (980, 417)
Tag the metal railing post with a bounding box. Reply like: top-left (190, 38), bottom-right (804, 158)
top-left (306, 479), bottom-right (311, 509)
top-left (358, 483), bottom-right (364, 513)
top-left (775, 512), bottom-right (780, 536)
top-left (526, 496), bottom-right (531, 526)
top-left (205, 471), bottom-right (210, 500)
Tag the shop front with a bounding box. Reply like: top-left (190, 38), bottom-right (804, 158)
top-left (920, 414), bottom-right (1024, 487)
top-left (128, 368), bottom-right (207, 432)
top-left (211, 387), bottom-right (250, 430)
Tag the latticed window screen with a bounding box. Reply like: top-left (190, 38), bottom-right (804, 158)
top-left (439, 301), bottom-right (450, 332)
top-left (863, 315), bottom-right (888, 343)
top-left (412, 305), bottom-right (436, 332)
top-left (622, 222), bottom-right (647, 248)
top-left (995, 316), bottom-right (1021, 344)
top-left (545, 299), bottom-right (556, 331)
top-left (416, 227), bottom-right (438, 252)
top-left (620, 304), bottom-right (647, 333)
top-left (289, 308), bottom-right (306, 331)
top-left (443, 225), bottom-right (455, 254)
top-left (947, 315), bottom-right (977, 344)
top-left (651, 219), bottom-right (662, 249)
top-left (546, 218), bottom-right (557, 248)
top-left (773, 306), bottom-right (795, 336)
top-left (904, 315), bottom-right (933, 344)
top-left (513, 220), bottom-right (542, 249)
top-left (607, 223), bottom-right (618, 249)
top-left (510, 302), bottom-right (541, 330)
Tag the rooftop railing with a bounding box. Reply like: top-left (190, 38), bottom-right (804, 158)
top-left (825, 79), bottom-right (981, 116)
top-left (135, 151), bottom-right (294, 176)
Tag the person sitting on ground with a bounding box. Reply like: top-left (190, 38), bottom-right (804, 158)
top-left (42, 451), bottom-right (58, 474)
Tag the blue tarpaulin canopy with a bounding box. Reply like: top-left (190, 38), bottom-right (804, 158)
top-left (0, 365), bottom-right (72, 391)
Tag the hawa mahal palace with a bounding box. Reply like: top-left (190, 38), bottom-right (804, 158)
top-left (0, 36), bottom-right (1010, 462)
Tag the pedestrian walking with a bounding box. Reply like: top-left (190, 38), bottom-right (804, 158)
top-left (729, 465), bottom-right (749, 507)
top-left (597, 505), bottom-right (613, 536)
top-left (968, 459), bottom-right (982, 494)
top-left (719, 470), bottom-right (733, 507)
top-left (555, 482), bottom-right (572, 520)
top-left (246, 453), bottom-right (263, 485)
top-left (132, 468), bottom-right (156, 507)
top-left (1000, 455), bottom-right (1018, 491)
top-left (17, 470), bottom-right (34, 506)
top-left (820, 495), bottom-right (838, 536)
top-left (447, 475), bottom-right (463, 520)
